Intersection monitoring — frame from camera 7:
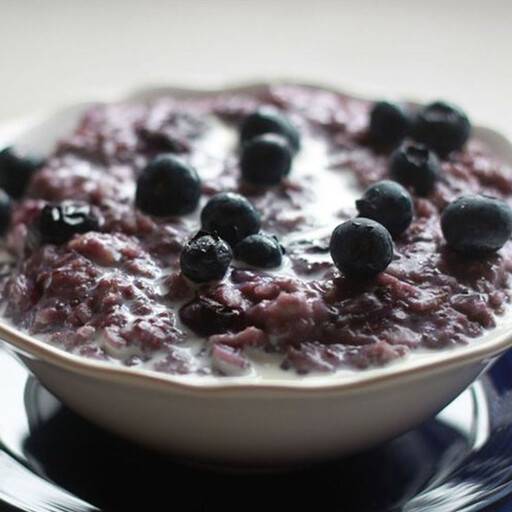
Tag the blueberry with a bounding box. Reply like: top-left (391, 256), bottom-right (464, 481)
top-left (0, 190), bottom-right (12, 235)
top-left (240, 134), bottom-right (293, 187)
top-left (240, 108), bottom-right (300, 152)
top-left (441, 195), bottom-right (512, 255)
top-left (135, 154), bottom-right (201, 216)
top-left (180, 296), bottom-right (243, 336)
top-left (389, 142), bottom-right (440, 196)
top-left (356, 180), bottom-right (414, 237)
top-left (201, 192), bottom-right (261, 246)
top-left (330, 218), bottom-right (394, 278)
top-left (0, 147), bottom-right (43, 199)
top-left (412, 101), bottom-right (471, 156)
top-left (235, 233), bottom-right (284, 269)
top-left (369, 101), bottom-right (410, 148)
top-left (180, 233), bottom-right (232, 283)
top-left (37, 202), bottom-right (99, 245)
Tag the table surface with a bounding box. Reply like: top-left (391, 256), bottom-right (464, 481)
top-left (0, 0), bottom-right (511, 136)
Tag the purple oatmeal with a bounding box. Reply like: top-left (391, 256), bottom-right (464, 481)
top-left (1, 84), bottom-right (512, 377)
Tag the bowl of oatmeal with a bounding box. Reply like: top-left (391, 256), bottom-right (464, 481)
top-left (1, 82), bottom-right (512, 465)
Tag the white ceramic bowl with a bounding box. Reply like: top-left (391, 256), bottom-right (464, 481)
top-left (2, 83), bottom-right (512, 467)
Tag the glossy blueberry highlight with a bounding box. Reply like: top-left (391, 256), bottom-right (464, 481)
top-left (135, 154), bottom-right (201, 217)
top-left (356, 180), bottom-right (414, 237)
top-left (240, 134), bottom-right (293, 187)
top-left (180, 233), bottom-right (232, 283)
top-left (330, 218), bottom-right (394, 278)
top-left (412, 101), bottom-right (471, 156)
top-left (235, 233), bottom-right (284, 269)
top-left (0, 147), bottom-right (43, 199)
top-left (441, 195), bottom-right (512, 255)
top-left (390, 142), bottom-right (441, 196)
top-left (369, 101), bottom-right (411, 148)
top-left (240, 108), bottom-right (300, 152)
top-left (37, 202), bottom-right (99, 245)
top-left (201, 192), bottom-right (261, 246)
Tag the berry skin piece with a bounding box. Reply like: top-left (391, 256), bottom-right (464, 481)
top-left (0, 189), bottom-right (12, 235)
top-left (356, 180), bottom-right (414, 237)
top-left (330, 218), bottom-right (394, 278)
top-left (135, 154), bottom-right (201, 216)
top-left (369, 101), bottom-right (411, 148)
top-left (240, 108), bottom-right (300, 152)
top-left (441, 195), bottom-right (512, 255)
top-left (180, 233), bottom-right (233, 283)
top-left (389, 142), bottom-right (441, 196)
top-left (0, 147), bottom-right (43, 199)
top-left (201, 192), bottom-right (261, 247)
top-left (240, 134), bottom-right (293, 187)
top-left (37, 202), bottom-right (99, 245)
top-left (234, 233), bottom-right (284, 269)
top-left (179, 296), bottom-right (243, 336)
top-left (412, 101), bottom-right (471, 156)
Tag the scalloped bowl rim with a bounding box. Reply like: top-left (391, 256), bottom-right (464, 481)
top-left (1, 80), bottom-right (512, 396)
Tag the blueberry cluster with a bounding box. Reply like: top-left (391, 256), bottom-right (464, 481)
top-left (15, 108), bottom-right (293, 281)
top-left (134, 109), bottom-right (300, 220)
top-left (328, 174), bottom-right (415, 278)
top-left (369, 100), bottom-right (470, 155)
top-left (5, 94), bottom-right (509, 292)
top-left (368, 99), bottom-right (512, 258)
top-left (181, 192), bottom-right (284, 283)
top-left (369, 100), bottom-right (470, 197)
top-left (330, 178), bottom-right (417, 279)
top-left (330, 97), bottom-right (512, 278)
top-left (178, 109), bottom-right (298, 283)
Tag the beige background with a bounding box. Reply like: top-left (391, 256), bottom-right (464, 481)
top-left (0, 0), bottom-right (511, 135)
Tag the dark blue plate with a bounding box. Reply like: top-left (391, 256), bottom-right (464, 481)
top-left (1, 345), bottom-right (512, 512)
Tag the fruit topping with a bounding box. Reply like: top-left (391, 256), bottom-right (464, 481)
top-left (136, 154), bottom-right (201, 216)
top-left (369, 101), bottom-right (410, 148)
top-left (412, 101), bottom-right (471, 156)
top-left (240, 108), bottom-right (300, 152)
top-left (0, 190), bottom-right (12, 235)
top-left (0, 147), bottom-right (43, 199)
top-left (389, 142), bottom-right (440, 196)
top-left (240, 134), bottom-right (293, 187)
top-left (330, 218), bottom-right (394, 278)
top-left (441, 195), bottom-right (512, 255)
top-left (234, 233), bottom-right (284, 269)
top-left (356, 180), bottom-right (414, 237)
top-left (36, 201), bottom-right (99, 245)
top-left (201, 192), bottom-right (261, 247)
top-left (180, 233), bottom-right (232, 283)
